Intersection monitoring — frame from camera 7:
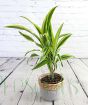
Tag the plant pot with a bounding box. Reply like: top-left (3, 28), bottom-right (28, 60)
top-left (38, 73), bottom-right (64, 101)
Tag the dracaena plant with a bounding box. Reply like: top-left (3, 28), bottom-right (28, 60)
top-left (6, 6), bottom-right (74, 78)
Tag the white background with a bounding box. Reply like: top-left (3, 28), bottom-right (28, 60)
top-left (0, 0), bottom-right (88, 57)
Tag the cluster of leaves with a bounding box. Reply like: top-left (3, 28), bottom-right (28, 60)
top-left (6, 6), bottom-right (74, 77)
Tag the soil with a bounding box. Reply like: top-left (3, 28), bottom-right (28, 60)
top-left (41, 73), bottom-right (63, 84)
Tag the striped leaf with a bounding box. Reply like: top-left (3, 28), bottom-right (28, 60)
top-left (6, 24), bottom-right (41, 43)
top-left (21, 16), bottom-right (42, 34)
top-left (59, 33), bottom-right (72, 38)
top-left (57, 34), bottom-right (71, 49)
top-left (61, 54), bottom-right (75, 60)
top-left (57, 54), bottom-right (63, 67)
top-left (55, 23), bottom-right (63, 42)
top-left (32, 59), bottom-right (47, 70)
top-left (42, 6), bottom-right (57, 33)
top-left (19, 31), bottom-right (34, 42)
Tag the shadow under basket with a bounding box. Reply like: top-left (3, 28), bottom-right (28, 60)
top-left (38, 73), bottom-right (64, 101)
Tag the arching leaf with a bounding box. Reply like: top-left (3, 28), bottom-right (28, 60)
top-left (30, 53), bottom-right (39, 58)
top-left (48, 22), bottom-right (54, 43)
top-left (61, 54), bottom-right (75, 60)
top-left (6, 24), bottom-right (41, 43)
top-left (25, 49), bottom-right (40, 56)
top-left (55, 23), bottom-right (63, 42)
top-left (32, 59), bottom-right (47, 70)
top-left (57, 54), bottom-right (63, 67)
top-left (19, 31), bottom-right (34, 42)
top-left (21, 16), bottom-right (42, 34)
top-left (57, 34), bottom-right (71, 49)
top-left (59, 33), bottom-right (72, 38)
top-left (19, 31), bottom-right (42, 48)
top-left (42, 6), bottom-right (57, 33)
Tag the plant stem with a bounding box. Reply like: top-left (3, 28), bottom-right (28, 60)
top-left (50, 69), bottom-right (54, 80)
top-left (51, 63), bottom-right (56, 79)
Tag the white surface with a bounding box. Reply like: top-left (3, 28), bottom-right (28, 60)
top-left (0, 58), bottom-right (52, 105)
top-left (56, 60), bottom-right (88, 105)
top-left (69, 59), bottom-right (88, 95)
top-left (0, 58), bottom-right (88, 105)
top-left (0, 0), bottom-right (88, 57)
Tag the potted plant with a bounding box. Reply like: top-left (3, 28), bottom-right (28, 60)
top-left (6, 6), bottom-right (74, 101)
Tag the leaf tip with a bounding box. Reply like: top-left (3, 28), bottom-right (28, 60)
top-left (20, 16), bottom-right (24, 18)
top-left (62, 22), bottom-right (64, 25)
top-left (72, 55), bottom-right (76, 58)
top-left (19, 31), bottom-right (21, 34)
top-left (53, 6), bottom-right (58, 11)
top-left (32, 67), bottom-right (35, 70)
top-left (5, 25), bottom-right (9, 28)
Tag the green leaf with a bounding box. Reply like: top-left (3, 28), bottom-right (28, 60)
top-left (6, 24), bottom-right (32, 32)
top-left (25, 49), bottom-right (40, 56)
top-left (59, 33), bottom-right (72, 38)
top-left (57, 34), bottom-right (71, 49)
top-left (61, 54), bottom-right (75, 60)
top-left (35, 43), bottom-right (42, 48)
top-left (42, 6), bottom-right (57, 33)
top-left (48, 22), bottom-right (54, 43)
top-left (32, 59), bottom-right (47, 70)
top-left (57, 54), bottom-right (63, 67)
top-left (6, 24), bottom-right (41, 42)
top-left (19, 31), bottom-right (34, 42)
top-left (40, 48), bottom-right (50, 62)
top-left (46, 6), bottom-right (57, 30)
top-left (20, 16), bottom-right (42, 34)
top-left (19, 31), bottom-right (42, 48)
top-left (30, 53), bottom-right (39, 58)
top-left (55, 23), bottom-right (63, 42)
